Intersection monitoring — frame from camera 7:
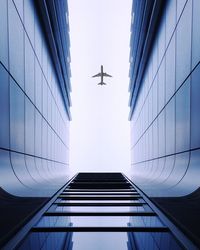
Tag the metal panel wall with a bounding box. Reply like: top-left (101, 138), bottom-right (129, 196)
top-left (0, 0), bottom-right (71, 197)
top-left (130, 0), bottom-right (200, 197)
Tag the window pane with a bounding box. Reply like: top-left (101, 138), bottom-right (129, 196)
top-left (166, 36), bottom-right (175, 102)
top-left (25, 97), bottom-right (34, 155)
top-left (191, 64), bottom-right (200, 148)
top-left (55, 206), bottom-right (145, 213)
top-left (175, 80), bottom-right (190, 152)
top-left (166, 98), bottom-right (175, 155)
top-left (176, 0), bottom-right (192, 89)
top-left (0, 65), bottom-right (9, 148)
top-left (0, 0), bottom-right (8, 67)
top-left (10, 79), bottom-right (25, 152)
top-left (25, 35), bottom-right (34, 102)
top-left (36, 216), bottom-right (164, 228)
top-left (192, 0), bottom-right (200, 68)
top-left (18, 232), bottom-right (182, 250)
top-left (8, 0), bottom-right (24, 89)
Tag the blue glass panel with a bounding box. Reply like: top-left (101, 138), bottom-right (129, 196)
top-left (165, 0), bottom-right (176, 46)
top-left (0, 0), bottom-right (8, 67)
top-left (157, 16), bottom-right (166, 66)
top-left (24, 0), bottom-right (35, 45)
top-left (18, 232), bottom-right (182, 250)
top-left (152, 77), bottom-right (158, 120)
top-left (191, 64), bottom-right (200, 149)
top-left (158, 110), bottom-right (165, 156)
top-left (35, 110), bottom-right (42, 157)
top-left (13, 0), bottom-right (24, 19)
top-left (25, 35), bottom-right (34, 102)
top-left (173, 150), bottom-right (200, 195)
top-left (25, 97), bottom-right (34, 155)
top-left (34, 17), bottom-right (42, 64)
top-left (152, 41), bottom-right (158, 80)
top-left (42, 78), bottom-right (48, 119)
top-left (0, 149), bottom-right (26, 195)
top-left (175, 79), bottom-right (190, 153)
top-left (36, 216), bottom-right (164, 228)
top-left (176, 0), bottom-right (192, 89)
top-left (42, 42), bottom-right (48, 79)
top-left (166, 36), bottom-right (175, 102)
top-left (192, 0), bottom-right (200, 68)
top-left (166, 98), bottom-right (175, 155)
top-left (156, 154), bottom-right (165, 180)
top-left (55, 206), bottom-right (145, 213)
top-left (157, 155), bottom-right (175, 184)
top-left (58, 199), bottom-right (144, 204)
top-left (8, 0), bottom-right (24, 89)
top-left (42, 120), bottom-right (48, 158)
top-left (35, 60), bottom-right (42, 112)
top-left (176, 0), bottom-right (187, 21)
top-left (164, 152), bottom-right (189, 190)
top-left (47, 87), bottom-right (52, 124)
top-left (0, 65), bottom-right (9, 148)
top-left (25, 155), bottom-right (43, 184)
top-left (134, 232), bottom-right (182, 250)
top-left (152, 120), bottom-right (158, 158)
top-left (10, 152), bottom-right (37, 189)
top-left (10, 79), bottom-right (25, 152)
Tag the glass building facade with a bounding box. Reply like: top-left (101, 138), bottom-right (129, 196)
top-left (6, 173), bottom-right (188, 250)
top-left (129, 0), bottom-right (200, 246)
top-left (0, 0), bottom-right (71, 197)
top-left (129, 0), bottom-right (200, 197)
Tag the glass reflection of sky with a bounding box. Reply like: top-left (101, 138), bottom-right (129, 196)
top-left (17, 232), bottom-right (182, 250)
top-left (36, 216), bottom-right (164, 228)
top-left (55, 206), bottom-right (145, 212)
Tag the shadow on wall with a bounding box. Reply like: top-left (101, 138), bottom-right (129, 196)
top-left (0, 187), bottom-right (48, 247)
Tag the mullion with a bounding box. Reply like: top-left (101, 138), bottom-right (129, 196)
top-left (31, 227), bottom-right (169, 233)
top-left (44, 212), bottom-right (156, 216)
top-left (58, 197), bottom-right (141, 200)
top-left (64, 189), bottom-right (135, 192)
top-left (61, 192), bottom-right (138, 195)
top-left (54, 203), bottom-right (147, 206)
top-left (59, 194), bottom-right (140, 197)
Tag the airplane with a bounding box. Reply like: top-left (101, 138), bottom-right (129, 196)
top-left (92, 65), bottom-right (112, 85)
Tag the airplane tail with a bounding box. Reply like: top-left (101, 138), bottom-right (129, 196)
top-left (98, 82), bottom-right (106, 85)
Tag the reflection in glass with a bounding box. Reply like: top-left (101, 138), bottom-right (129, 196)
top-left (0, 65), bottom-right (9, 148)
top-left (8, 0), bottom-right (24, 89)
top-left (175, 79), bottom-right (190, 153)
top-left (10, 79), bottom-right (25, 152)
top-left (191, 64), bottom-right (200, 149)
top-left (17, 232), bottom-right (182, 250)
top-left (176, 0), bottom-right (192, 89)
top-left (55, 206), bottom-right (146, 213)
top-left (0, 0), bottom-right (8, 67)
top-left (36, 216), bottom-right (164, 228)
top-left (57, 199), bottom-right (144, 204)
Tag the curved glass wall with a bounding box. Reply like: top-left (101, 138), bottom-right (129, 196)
top-left (129, 0), bottom-right (200, 197)
top-left (0, 0), bottom-right (71, 197)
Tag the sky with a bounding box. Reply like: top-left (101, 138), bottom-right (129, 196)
top-left (68, 0), bottom-right (132, 174)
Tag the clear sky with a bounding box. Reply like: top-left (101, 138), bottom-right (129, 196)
top-left (68, 0), bottom-right (132, 174)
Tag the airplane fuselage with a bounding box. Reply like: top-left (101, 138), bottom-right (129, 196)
top-left (101, 65), bottom-right (104, 84)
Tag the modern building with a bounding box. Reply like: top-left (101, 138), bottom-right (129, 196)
top-left (0, 0), bottom-right (71, 245)
top-left (3, 173), bottom-right (194, 249)
top-left (1, 0), bottom-right (200, 249)
top-left (129, 0), bottom-right (200, 246)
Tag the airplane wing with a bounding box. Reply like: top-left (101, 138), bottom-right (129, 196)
top-left (103, 72), bottom-right (112, 77)
top-left (92, 73), bottom-right (101, 78)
